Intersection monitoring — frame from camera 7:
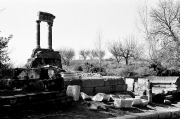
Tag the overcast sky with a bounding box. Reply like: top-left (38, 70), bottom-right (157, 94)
top-left (0, 0), bottom-right (158, 66)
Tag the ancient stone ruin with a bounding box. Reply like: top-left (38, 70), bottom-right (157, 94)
top-left (26, 11), bottom-right (62, 68)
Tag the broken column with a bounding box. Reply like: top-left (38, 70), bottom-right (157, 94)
top-left (36, 20), bottom-right (41, 49)
top-left (26, 11), bottom-right (62, 68)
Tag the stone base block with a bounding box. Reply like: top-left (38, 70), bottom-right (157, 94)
top-left (104, 78), bottom-right (117, 86)
top-left (70, 79), bottom-right (82, 87)
top-left (115, 84), bottom-right (127, 92)
top-left (26, 48), bottom-right (62, 68)
top-left (81, 78), bottom-right (104, 87)
top-left (64, 80), bottom-right (71, 88)
top-left (81, 87), bottom-right (94, 96)
top-left (117, 77), bottom-right (125, 85)
top-left (95, 86), bottom-right (113, 94)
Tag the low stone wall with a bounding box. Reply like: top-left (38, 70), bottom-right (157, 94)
top-left (64, 76), bottom-right (127, 95)
top-left (125, 76), bottom-right (179, 95)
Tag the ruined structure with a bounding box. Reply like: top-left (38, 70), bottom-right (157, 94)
top-left (26, 12), bottom-right (62, 68)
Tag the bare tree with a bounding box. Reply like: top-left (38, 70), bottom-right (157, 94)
top-left (108, 41), bottom-right (122, 63)
top-left (108, 35), bottom-right (143, 65)
top-left (98, 50), bottom-right (105, 59)
top-left (150, 0), bottom-right (180, 66)
top-left (57, 48), bottom-right (75, 66)
top-left (79, 49), bottom-right (90, 60)
top-left (89, 50), bottom-right (98, 60)
top-left (94, 30), bottom-right (104, 68)
top-left (136, 0), bottom-right (163, 64)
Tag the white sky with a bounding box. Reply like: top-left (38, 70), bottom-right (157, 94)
top-left (0, 0), bottom-right (158, 67)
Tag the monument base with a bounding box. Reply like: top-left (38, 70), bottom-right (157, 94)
top-left (26, 48), bottom-right (62, 68)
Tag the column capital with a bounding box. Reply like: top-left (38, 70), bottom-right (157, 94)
top-left (47, 22), bottom-right (53, 27)
top-left (36, 20), bottom-right (41, 24)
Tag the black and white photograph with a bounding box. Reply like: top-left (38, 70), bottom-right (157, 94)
top-left (1, 0), bottom-right (180, 118)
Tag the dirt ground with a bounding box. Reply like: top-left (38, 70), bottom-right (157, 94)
top-left (2, 99), bottom-right (180, 119)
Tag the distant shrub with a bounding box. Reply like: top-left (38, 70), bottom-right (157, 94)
top-left (74, 65), bottom-right (83, 71)
top-left (74, 62), bottom-right (107, 75)
top-left (117, 65), bottom-right (136, 77)
top-left (134, 67), bottom-right (156, 76)
top-left (105, 58), bottom-right (114, 61)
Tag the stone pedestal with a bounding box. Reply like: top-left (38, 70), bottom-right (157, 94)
top-left (26, 48), bottom-right (62, 68)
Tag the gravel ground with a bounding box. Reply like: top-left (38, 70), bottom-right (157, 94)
top-left (1, 99), bottom-right (180, 119)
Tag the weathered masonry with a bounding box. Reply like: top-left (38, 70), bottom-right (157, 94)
top-left (26, 12), bottom-right (62, 68)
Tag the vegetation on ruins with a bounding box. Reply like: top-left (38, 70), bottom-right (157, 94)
top-left (0, 32), bottom-right (13, 68)
top-left (0, 32), bottom-right (13, 79)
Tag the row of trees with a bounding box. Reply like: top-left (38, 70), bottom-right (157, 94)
top-left (57, 48), bottom-right (105, 66)
top-left (107, 35), bottom-right (143, 65)
top-left (79, 49), bottom-right (105, 60)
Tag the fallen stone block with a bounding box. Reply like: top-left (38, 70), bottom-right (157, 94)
top-left (80, 92), bottom-right (91, 101)
top-left (92, 93), bottom-right (111, 102)
top-left (28, 68), bottom-right (41, 79)
top-left (17, 70), bottom-right (28, 79)
top-left (81, 78), bottom-right (104, 88)
top-left (164, 99), bottom-right (171, 105)
top-left (95, 86), bottom-right (113, 94)
top-left (13, 68), bottom-right (25, 79)
top-left (114, 98), bottom-right (133, 108)
top-left (48, 69), bottom-right (56, 79)
top-left (164, 95), bottom-right (174, 101)
top-left (115, 84), bottom-right (127, 92)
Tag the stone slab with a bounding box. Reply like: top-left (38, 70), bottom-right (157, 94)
top-left (125, 78), bottom-right (134, 91)
top-left (81, 78), bottom-right (104, 87)
top-left (115, 84), bottom-right (127, 92)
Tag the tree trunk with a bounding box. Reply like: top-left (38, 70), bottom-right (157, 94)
top-left (176, 41), bottom-right (180, 66)
top-left (125, 58), bottom-right (128, 65)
